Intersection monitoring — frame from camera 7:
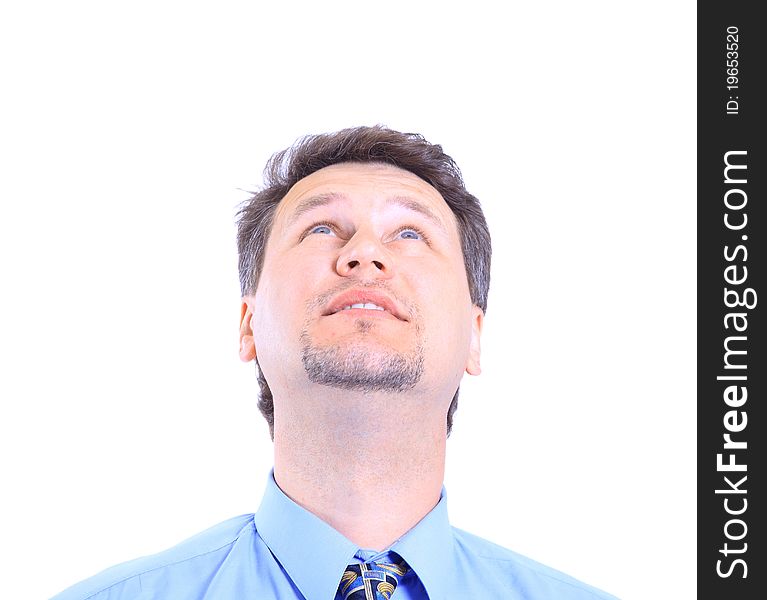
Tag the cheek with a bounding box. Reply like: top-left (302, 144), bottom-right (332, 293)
top-left (256, 238), bottom-right (342, 329)
top-left (253, 266), bottom-right (315, 345)
top-left (429, 303), bottom-right (473, 349)
top-left (414, 266), bottom-right (473, 342)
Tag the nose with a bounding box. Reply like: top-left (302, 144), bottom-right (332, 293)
top-left (335, 230), bottom-right (394, 280)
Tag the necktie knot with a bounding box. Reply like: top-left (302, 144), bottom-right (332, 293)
top-left (335, 553), bottom-right (409, 600)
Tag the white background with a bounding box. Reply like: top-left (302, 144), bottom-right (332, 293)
top-left (0, 2), bottom-right (696, 599)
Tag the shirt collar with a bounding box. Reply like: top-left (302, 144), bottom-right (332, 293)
top-left (254, 471), bottom-right (358, 600)
top-left (389, 487), bottom-right (453, 600)
top-left (254, 470), bottom-right (454, 600)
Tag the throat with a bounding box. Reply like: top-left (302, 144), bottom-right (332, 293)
top-left (273, 406), bottom-right (446, 549)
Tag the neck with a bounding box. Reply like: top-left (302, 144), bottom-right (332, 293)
top-left (273, 388), bottom-right (446, 551)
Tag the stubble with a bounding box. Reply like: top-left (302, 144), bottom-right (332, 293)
top-left (300, 282), bottom-right (424, 393)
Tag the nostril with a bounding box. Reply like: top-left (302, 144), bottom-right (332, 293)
top-left (347, 260), bottom-right (360, 269)
top-left (373, 260), bottom-right (384, 270)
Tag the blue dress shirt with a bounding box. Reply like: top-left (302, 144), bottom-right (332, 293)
top-left (52, 471), bottom-right (618, 599)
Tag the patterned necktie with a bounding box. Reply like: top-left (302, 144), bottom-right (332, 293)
top-left (335, 553), bottom-right (409, 600)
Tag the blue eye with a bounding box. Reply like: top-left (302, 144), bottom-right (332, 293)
top-left (309, 224), bottom-right (334, 235)
top-left (397, 229), bottom-right (422, 240)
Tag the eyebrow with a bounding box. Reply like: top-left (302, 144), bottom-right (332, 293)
top-left (386, 196), bottom-right (446, 232)
top-left (286, 192), bottom-right (344, 227)
top-left (286, 192), bottom-right (447, 232)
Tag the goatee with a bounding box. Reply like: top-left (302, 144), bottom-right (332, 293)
top-left (300, 283), bottom-right (424, 393)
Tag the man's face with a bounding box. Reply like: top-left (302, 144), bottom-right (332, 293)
top-left (240, 162), bottom-right (482, 409)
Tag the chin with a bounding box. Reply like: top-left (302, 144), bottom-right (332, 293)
top-left (300, 335), bottom-right (425, 394)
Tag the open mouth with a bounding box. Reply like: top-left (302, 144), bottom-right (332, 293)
top-left (323, 290), bottom-right (408, 321)
top-left (336, 302), bottom-right (385, 312)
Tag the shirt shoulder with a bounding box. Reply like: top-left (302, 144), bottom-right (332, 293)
top-left (51, 514), bottom-right (257, 600)
top-left (451, 526), bottom-right (620, 600)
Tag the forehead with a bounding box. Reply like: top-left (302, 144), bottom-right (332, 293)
top-left (274, 162), bottom-right (458, 229)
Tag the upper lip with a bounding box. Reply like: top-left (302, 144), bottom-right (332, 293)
top-left (324, 289), bottom-right (408, 321)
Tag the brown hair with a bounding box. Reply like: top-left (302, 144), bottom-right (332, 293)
top-left (237, 125), bottom-right (491, 438)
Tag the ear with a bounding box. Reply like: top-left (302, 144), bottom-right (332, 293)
top-left (239, 297), bottom-right (257, 362)
top-left (465, 305), bottom-right (484, 376)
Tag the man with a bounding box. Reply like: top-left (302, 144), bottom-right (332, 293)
top-left (53, 126), bottom-right (617, 599)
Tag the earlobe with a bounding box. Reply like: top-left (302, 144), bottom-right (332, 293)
top-left (239, 299), bottom-right (257, 362)
top-left (465, 306), bottom-right (483, 376)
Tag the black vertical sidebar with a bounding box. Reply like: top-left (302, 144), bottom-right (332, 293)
top-left (699, 3), bottom-right (765, 598)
